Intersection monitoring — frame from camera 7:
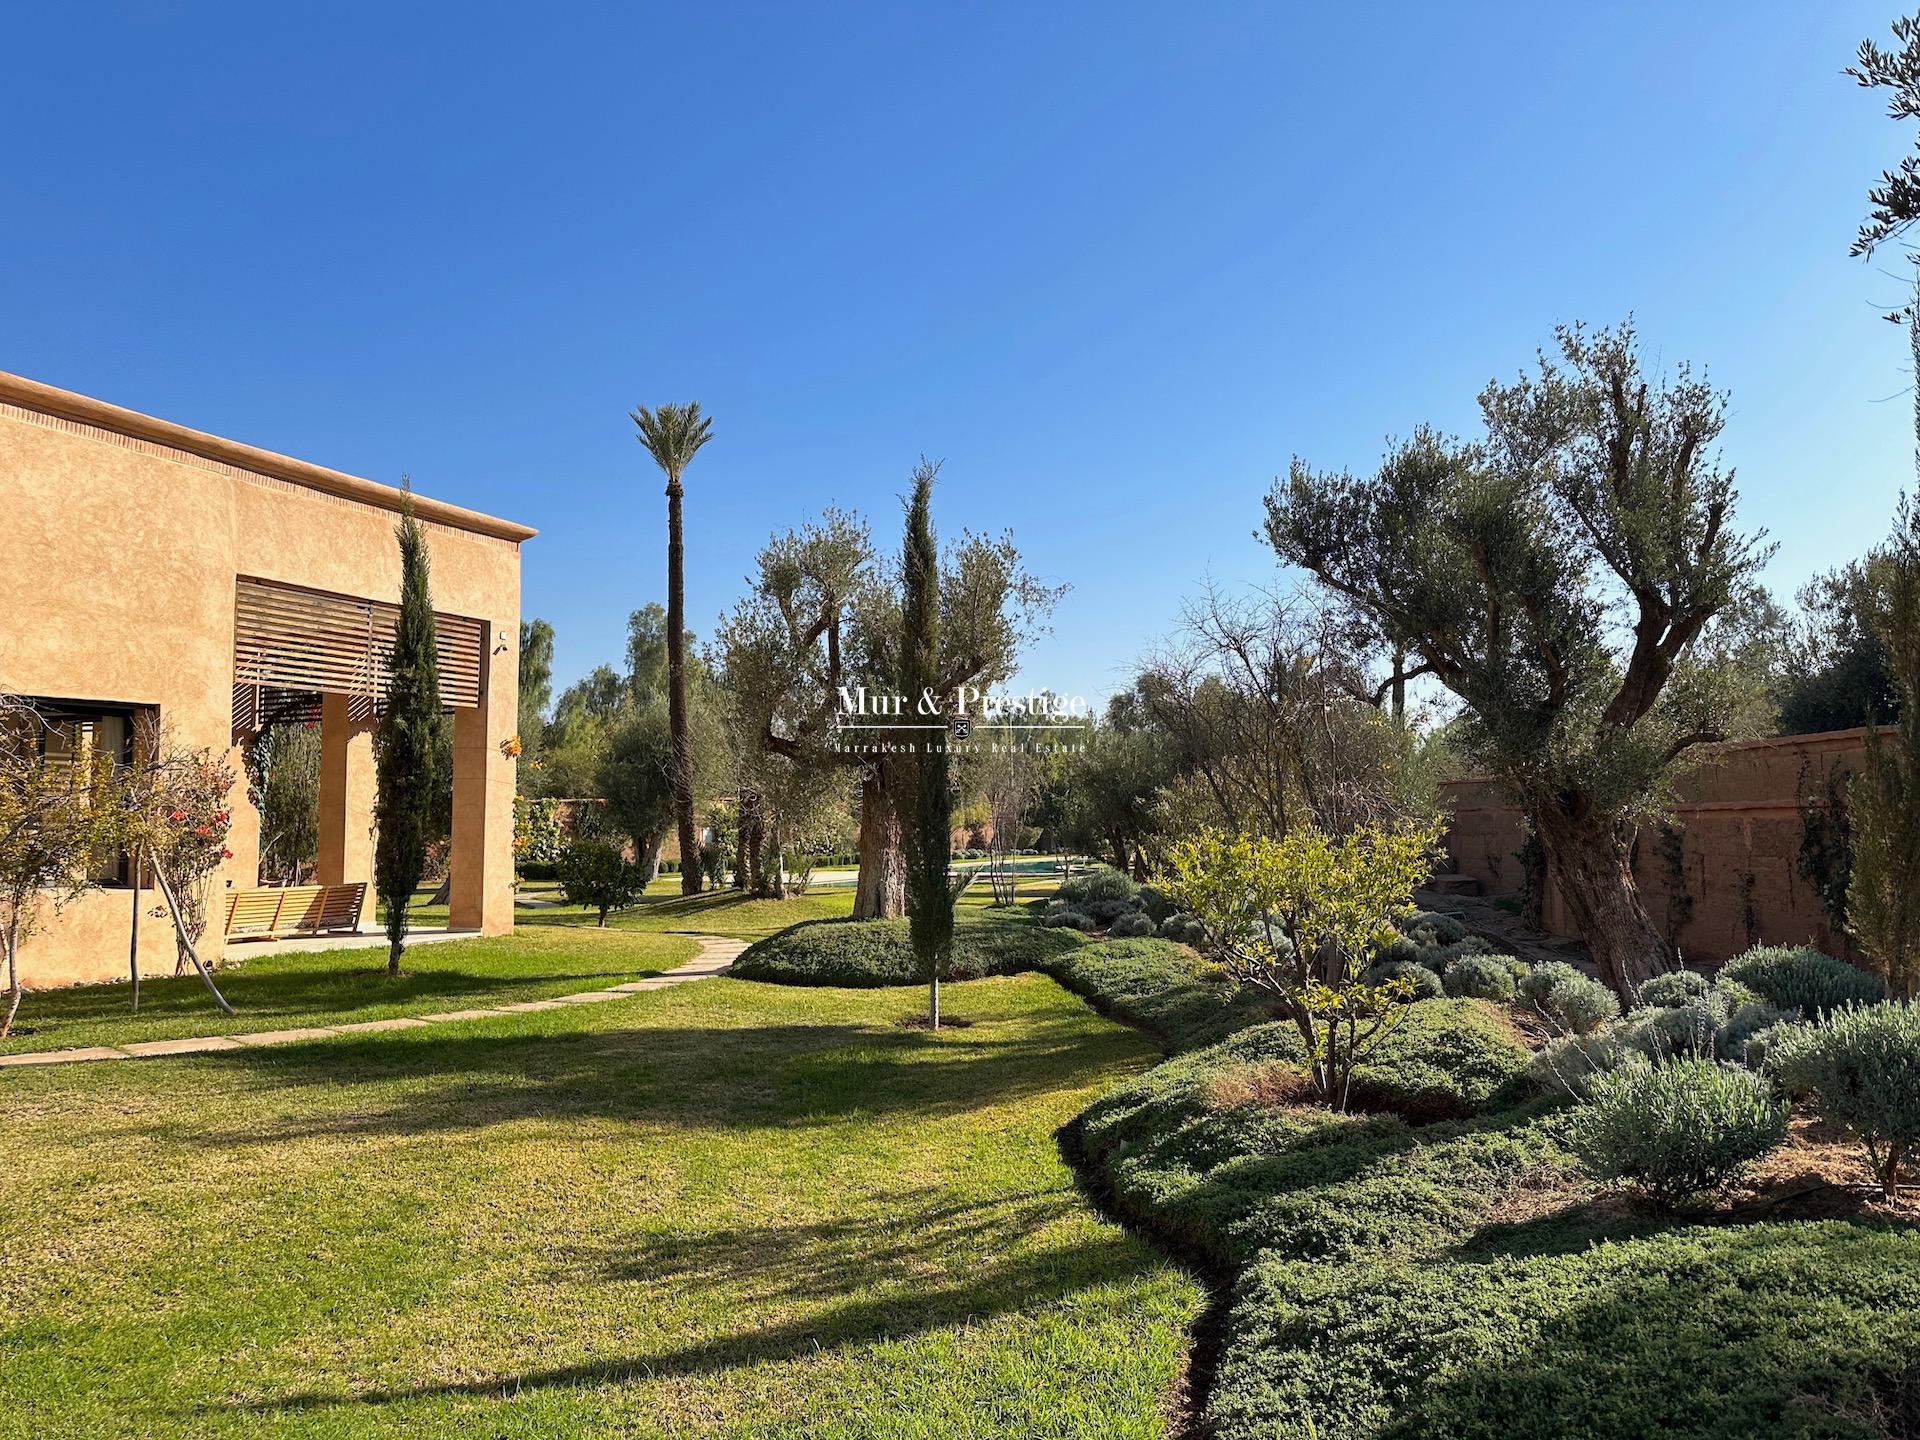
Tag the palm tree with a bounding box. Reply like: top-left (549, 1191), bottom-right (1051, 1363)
top-left (630, 402), bottom-right (713, 895)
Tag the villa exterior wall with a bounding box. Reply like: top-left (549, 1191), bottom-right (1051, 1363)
top-left (0, 372), bottom-right (529, 987)
top-left (1439, 728), bottom-right (1869, 969)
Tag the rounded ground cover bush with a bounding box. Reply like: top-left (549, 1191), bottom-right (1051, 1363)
top-left (1347, 999), bottom-right (1533, 1121)
top-left (1527, 1029), bottom-right (1628, 1099)
top-left (1568, 1056), bottom-right (1788, 1206)
top-left (1719, 944), bottom-right (1886, 1018)
top-left (731, 916), bottom-right (1084, 987)
top-left (1210, 1221), bottom-right (1920, 1440)
top-left (1771, 1002), bottom-right (1920, 1198)
top-left (1043, 937), bottom-right (1273, 1052)
top-left (1442, 954), bottom-right (1518, 1002)
top-left (1361, 958), bottom-right (1444, 1001)
top-left (1055, 867), bottom-right (1138, 906)
top-left (1109, 911), bottom-right (1156, 938)
top-left (1638, 969), bottom-right (1709, 1008)
top-left (1080, 1005), bottom-right (1555, 1265)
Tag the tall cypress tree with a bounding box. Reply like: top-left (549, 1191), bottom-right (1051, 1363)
top-left (376, 498), bottom-right (445, 977)
top-left (898, 460), bottom-right (953, 1029)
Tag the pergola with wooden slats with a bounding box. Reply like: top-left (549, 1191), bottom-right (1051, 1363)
top-left (231, 576), bottom-right (487, 737)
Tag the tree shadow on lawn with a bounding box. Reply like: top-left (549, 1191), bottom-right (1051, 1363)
top-left (4, 962), bottom-right (677, 1050)
top-left (233, 1222), bottom-right (1159, 1419)
top-left (182, 1005), bottom-right (1146, 1147)
top-left (568, 1185), bottom-right (1080, 1295)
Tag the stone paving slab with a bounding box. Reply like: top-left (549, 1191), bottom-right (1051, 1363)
top-left (0, 1045), bottom-right (131, 1067)
top-left (0, 934), bottom-right (739, 1068)
top-left (120, 1036), bottom-right (246, 1057)
top-left (231, 1027), bottom-right (343, 1047)
top-left (417, 1008), bottom-right (510, 1023)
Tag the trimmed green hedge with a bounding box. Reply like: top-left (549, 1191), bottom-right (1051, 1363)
top-left (1076, 1004), bottom-right (1552, 1266)
top-left (730, 915), bottom-right (1086, 987)
top-left (1215, 1224), bottom-right (1920, 1440)
top-left (1039, 938), bottom-right (1273, 1052)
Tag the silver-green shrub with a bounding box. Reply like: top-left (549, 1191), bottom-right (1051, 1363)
top-left (1542, 974), bottom-right (1621, 1035)
top-left (1405, 909), bottom-right (1470, 946)
top-left (1521, 961), bottom-right (1620, 1034)
top-left (1443, 954), bottom-right (1518, 1001)
top-left (1568, 1056), bottom-right (1789, 1206)
top-left (1520, 961), bottom-right (1582, 1008)
top-left (1040, 907), bottom-right (1097, 931)
top-left (1158, 912), bottom-right (1208, 946)
top-left (1529, 1031), bottom-right (1630, 1099)
top-left (1056, 867), bottom-right (1137, 906)
top-left (1109, 911), bottom-right (1156, 938)
top-left (1770, 1003), bottom-right (1920, 1199)
top-left (1719, 945), bottom-right (1886, 1018)
top-left (1715, 1001), bottom-right (1794, 1065)
top-left (1620, 1001), bottom-right (1721, 1061)
top-left (1638, 969), bottom-right (1710, 1008)
top-left (1740, 1021), bottom-right (1800, 1076)
top-left (1362, 958), bottom-right (1445, 1001)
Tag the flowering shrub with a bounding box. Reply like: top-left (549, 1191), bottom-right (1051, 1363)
top-left (131, 749), bottom-right (237, 968)
top-left (513, 796), bottom-right (566, 867)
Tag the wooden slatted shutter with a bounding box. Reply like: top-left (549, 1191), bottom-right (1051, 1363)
top-left (233, 577), bottom-right (486, 709)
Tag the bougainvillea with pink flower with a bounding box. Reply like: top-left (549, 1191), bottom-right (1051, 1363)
top-left (129, 745), bottom-right (237, 975)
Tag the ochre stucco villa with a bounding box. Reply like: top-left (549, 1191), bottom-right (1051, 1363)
top-left (0, 370), bottom-right (533, 986)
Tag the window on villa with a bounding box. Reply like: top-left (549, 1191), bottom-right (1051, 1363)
top-left (15, 697), bottom-right (148, 886)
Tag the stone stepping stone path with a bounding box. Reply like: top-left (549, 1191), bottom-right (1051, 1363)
top-left (0, 934), bottom-right (747, 1069)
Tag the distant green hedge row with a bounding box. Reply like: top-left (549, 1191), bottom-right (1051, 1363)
top-left (730, 915), bottom-right (1085, 987)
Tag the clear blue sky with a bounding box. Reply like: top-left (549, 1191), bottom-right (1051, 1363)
top-left (3, 2), bottom-right (1913, 709)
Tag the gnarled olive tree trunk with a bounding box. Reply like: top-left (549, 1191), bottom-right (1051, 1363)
top-left (1533, 803), bottom-right (1667, 998)
top-left (853, 764), bottom-right (906, 919)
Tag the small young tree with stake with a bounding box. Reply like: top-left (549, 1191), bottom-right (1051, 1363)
top-left (898, 462), bottom-right (954, 1030)
top-left (375, 499), bottom-right (446, 977)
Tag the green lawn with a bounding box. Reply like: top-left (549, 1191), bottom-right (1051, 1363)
top-left (8, 873), bottom-right (1062, 1060)
top-left (0, 924), bottom-right (697, 1056)
top-left (0, 971), bottom-right (1199, 1438)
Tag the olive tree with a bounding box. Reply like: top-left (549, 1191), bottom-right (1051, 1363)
top-left (1266, 322), bottom-right (1773, 995)
top-left (715, 468), bottom-right (1060, 919)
